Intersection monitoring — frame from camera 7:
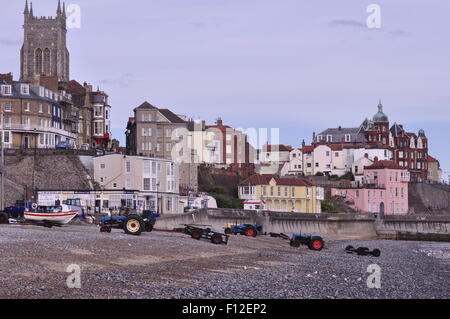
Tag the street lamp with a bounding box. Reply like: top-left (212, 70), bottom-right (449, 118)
top-left (156, 181), bottom-right (160, 215)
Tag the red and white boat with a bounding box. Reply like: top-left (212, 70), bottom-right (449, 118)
top-left (24, 205), bottom-right (78, 225)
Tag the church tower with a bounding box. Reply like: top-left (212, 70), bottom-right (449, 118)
top-left (20, 0), bottom-right (70, 84)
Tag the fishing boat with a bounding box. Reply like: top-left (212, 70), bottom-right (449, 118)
top-left (24, 204), bottom-right (78, 225)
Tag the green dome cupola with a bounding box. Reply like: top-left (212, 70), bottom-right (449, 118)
top-left (373, 100), bottom-right (389, 122)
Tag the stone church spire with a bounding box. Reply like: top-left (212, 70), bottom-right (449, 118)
top-left (24, 0), bottom-right (29, 15)
top-left (57, 0), bottom-right (62, 15)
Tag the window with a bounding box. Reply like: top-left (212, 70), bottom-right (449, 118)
top-left (345, 134), bottom-right (351, 142)
top-left (94, 122), bottom-right (103, 135)
top-left (113, 183), bottom-right (118, 188)
top-left (143, 178), bottom-right (151, 191)
top-left (226, 145), bottom-right (232, 154)
top-left (142, 127), bottom-right (152, 137)
top-left (156, 143), bottom-right (161, 152)
top-left (43, 48), bottom-right (51, 74)
top-left (21, 84), bottom-right (30, 95)
top-left (166, 128), bottom-right (172, 138)
top-left (152, 161), bottom-right (156, 174)
top-left (0, 85), bottom-right (12, 95)
top-left (35, 48), bottom-right (43, 74)
top-left (142, 142), bottom-right (152, 151)
top-left (24, 102), bottom-right (30, 112)
top-left (3, 116), bottom-right (11, 128)
top-left (166, 143), bottom-right (172, 152)
top-left (3, 101), bottom-right (12, 112)
top-left (38, 104), bottom-right (43, 113)
top-left (100, 164), bottom-right (106, 169)
top-left (326, 151), bottom-right (330, 156)
top-left (335, 152), bottom-right (339, 157)
top-left (315, 163), bottom-right (319, 167)
top-left (126, 161), bottom-right (131, 173)
top-left (143, 161), bottom-right (151, 175)
top-left (141, 113), bottom-right (151, 122)
top-left (326, 135), bottom-right (333, 142)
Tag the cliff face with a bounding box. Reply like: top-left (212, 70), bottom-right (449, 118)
top-left (2, 153), bottom-right (93, 206)
top-left (409, 182), bottom-right (450, 214)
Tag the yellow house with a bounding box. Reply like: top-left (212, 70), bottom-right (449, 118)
top-left (239, 174), bottom-right (324, 213)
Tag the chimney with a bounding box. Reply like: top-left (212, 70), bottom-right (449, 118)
top-left (301, 139), bottom-right (306, 148)
top-left (0, 73), bottom-right (13, 85)
top-left (312, 132), bottom-right (316, 142)
top-left (216, 117), bottom-right (223, 126)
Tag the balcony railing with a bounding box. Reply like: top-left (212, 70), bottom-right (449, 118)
top-left (3, 124), bottom-right (77, 139)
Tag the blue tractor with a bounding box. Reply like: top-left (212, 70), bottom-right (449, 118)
top-left (290, 233), bottom-right (324, 251)
top-left (99, 211), bottom-right (159, 236)
top-left (224, 224), bottom-right (263, 237)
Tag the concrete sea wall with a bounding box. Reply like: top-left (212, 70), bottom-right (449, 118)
top-left (157, 208), bottom-right (450, 240)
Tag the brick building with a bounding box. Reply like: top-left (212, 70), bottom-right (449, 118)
top-left (313, 102), bottom-right (432, 181)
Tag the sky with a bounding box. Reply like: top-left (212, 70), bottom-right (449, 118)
top-left (1, 0), bottom-right (449, 180)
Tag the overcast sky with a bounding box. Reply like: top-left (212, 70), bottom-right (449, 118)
top-left (1, 0), bottom-right (449, 178)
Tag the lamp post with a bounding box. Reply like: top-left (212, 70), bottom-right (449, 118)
top-left (156, 181), bottom-right (160, 215)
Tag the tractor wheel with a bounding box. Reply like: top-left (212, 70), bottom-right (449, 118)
top-left (211, 234), bottom-right (223, 245)
top-left (371, 249), bottom-right (381, 257)
top-left (100, 226), bottom-right (111, 233)
top-left (191, 230), bottom-right (202, 240)
top-left (0, 212), bottom-right (9, 224)
top-left (145, 223), bottom-right (154, 232)
top-left (308, 238), bottom-right (324, 251)
top-left (290, 240), bottom-right (301, 248)
top-left (123, 215), bottom-right (144, 236)
top-left (245, 228), bottom-right (257, 237)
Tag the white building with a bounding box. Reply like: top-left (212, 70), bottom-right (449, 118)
top-left (93, 154), bottom-right (181, 214)
top-left (281, 144), bottom-right (393, 178)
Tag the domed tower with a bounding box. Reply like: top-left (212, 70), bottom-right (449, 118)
top-left (368, 100), bottom-right (390, 145)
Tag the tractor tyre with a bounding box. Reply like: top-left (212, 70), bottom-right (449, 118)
top-left (308, 238), bottom-right (324, 251)
top-left (0, 212), bottom-right (9, 224)
top-left (100, 226), bottom-right (111, 233)
top-left (211, 234), bottom-right (223, 245)
top-left (123, 215), bottom-right (144, 236)
top-left (371, 249), bottom-right (381, 257)
top-left (145, 223), bottom-right (154, 232)
top-left (191, 230), bottom-right (202, 240)
top-left (290, 240), bottom-right (301, 248)
top-left (245, 228), bottom-right (257, 237)
top-left (345, 245), bottom-right (354, 251)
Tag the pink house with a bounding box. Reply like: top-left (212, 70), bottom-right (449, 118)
top-left (331, 160), bottom-right (410, 215)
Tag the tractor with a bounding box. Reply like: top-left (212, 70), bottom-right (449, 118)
top-left (224, 223), bottom-right (263, 237)
top-left (99, 211), bottom-right (159, 236)
top-left (290, 233), bottom-right (324, 251)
